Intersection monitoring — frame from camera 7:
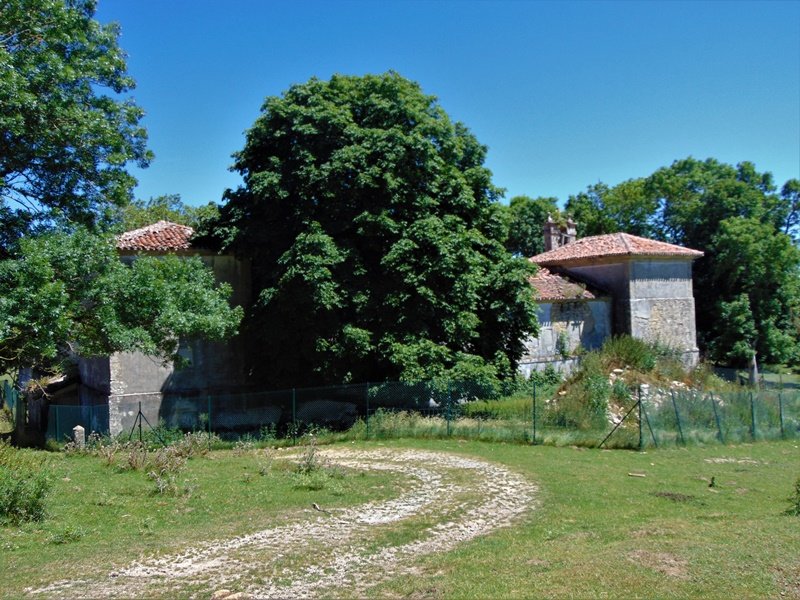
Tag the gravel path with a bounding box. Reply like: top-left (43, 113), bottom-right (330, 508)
top-left (29, 448), bottom-right (537, 599)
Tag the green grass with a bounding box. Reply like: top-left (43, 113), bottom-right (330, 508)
top-left (370, 438), bottom-right (800, 599)
top-left (1, 439), bottom-right (798, 598)
top-left (0, 445), bottom-right (400, 597)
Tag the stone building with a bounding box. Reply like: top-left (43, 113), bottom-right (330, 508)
top-left (519, 267), bottom-right (611, 376)
top-left (78, 221), bottom-right (252, 434)
top-left (521, 219), bottom-right (704, 371)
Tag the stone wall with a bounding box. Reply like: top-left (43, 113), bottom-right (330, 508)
top-left (550, 257), bottom-right (700, 366)
top-left (78, 252), bottom-right (252, 434)
top-left (519, 298), bottom-right (612, 377)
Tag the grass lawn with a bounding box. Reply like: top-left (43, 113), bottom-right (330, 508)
top-left (372, 438), bottom-right (800, 599)
top-left (1, 439), bottom-right (798, 598)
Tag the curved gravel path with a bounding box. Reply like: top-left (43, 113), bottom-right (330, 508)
top-left (30, 448), bottom-right (537, 599)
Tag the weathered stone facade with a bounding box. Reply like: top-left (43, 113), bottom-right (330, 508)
top-left (529, 231), bottom-right (703, 369)
top-left (519, 298), bottom-right (612, 377)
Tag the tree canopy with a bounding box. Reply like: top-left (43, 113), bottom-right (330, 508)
top-left (0, 229), bottom-right (242, 374)
top-left (0, 0), bottom-right (151, 251)
top-left (502, 195), bottom-right (559, 256)
top-left (214, 72), bottom-right (538, 387)
top-left (0, 0), bottom-right (241, 376)
top-left (565, 158), bottom-right (800, 366)
top-left (112, 194), bottom-right (220, 232)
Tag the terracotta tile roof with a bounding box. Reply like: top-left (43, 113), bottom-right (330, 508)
top-left (530, 232), bottom-right (703, 266)
top-left (117, 221), bottom-right (194, 252)
top-left (530, 268), bottom-right (598, 301)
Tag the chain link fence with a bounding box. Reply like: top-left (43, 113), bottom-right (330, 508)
top-left (38, 380), bottom-right (800, 449)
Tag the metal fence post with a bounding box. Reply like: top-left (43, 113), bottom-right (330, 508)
top-left (638, 387), bottom-right (643, 451)
top-left (670, 389), bottom-right (685, 446)
top-left (532, 379), bottom-right (537, 446)
top-left (446, 381), bottom-right (452, 437)
top-left (749, 391), bottom-right (757, 441)
top-left (207, 395), bottom-right (212, 446)
top-left (778, 392), bottom-right (785, 439)
top-left (710, 392), bottom-right (724, 444)
top-left (54, 405), bottom-right (59, 442)
top-left (365, 382), bottom-right (370, 439)
top-left (292, 388), bottom-right (297, 445)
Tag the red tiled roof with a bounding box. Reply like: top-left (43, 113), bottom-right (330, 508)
top-left (529, 268), bottom-right (598, 301)
top-left (530, 232), bottom-right (703, 266)
top-left (117, 221), bottom-right (194, 252)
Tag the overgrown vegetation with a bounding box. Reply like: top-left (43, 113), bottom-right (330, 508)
top-left (787, 476), bottom-right (800, 516)
top-left (0, 440), bottom-right (51, 525)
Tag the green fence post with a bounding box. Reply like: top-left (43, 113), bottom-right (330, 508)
top-left (446, 381), bottom-right (452, 437)
top-left (710, 392), bottom-right (724, 444)
top-left (670, 390), bottom-right (685, 446)
top-left (292, 388), bottom-right (297, 445)
top-left (532, 379), bottom-right (537, 446)
top-left (778, 392), bottom-right (785, 439)
top-left (207, 395), bottom-right (212, 447)
top-left (365, 382), bottom-right (370, 440)
top-left (638, 387), bottom-right (644, 451)
top-left (749, 391), bottom-right (757, 441)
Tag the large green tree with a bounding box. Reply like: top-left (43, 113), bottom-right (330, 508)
top-left (214, 73), bottom-right (538, 387)
top-left (0, 0), bottom-right (151, 250)
top-left (565, 157), bottom-right (800, 366)
top-left (0, 0), bottom-right (241, 376)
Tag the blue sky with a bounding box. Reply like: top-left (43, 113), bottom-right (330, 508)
top-left (95, 0), bottom-right (800, 207)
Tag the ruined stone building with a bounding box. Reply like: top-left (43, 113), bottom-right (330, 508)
top-left (78, 221), bottom-right (252, 434)
top-left (519, 218), bottom-right (703, 374)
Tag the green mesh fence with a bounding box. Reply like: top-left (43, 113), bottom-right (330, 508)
top-left (41, 381), bottom-right (800, 448)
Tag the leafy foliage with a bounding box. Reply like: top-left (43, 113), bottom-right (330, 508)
top-left (214, 72), bottom-right (538, 387)
top-left (112, 194), bottom-right (220, 233)
top-left (0, 228), bottom-right (242, 373)
top-left (0, 440), bottom-right (51, 525)
top-left (0, 1), bottom-right (241, 372)
top-left (0, 0), bottom-right (152, 247)
top-left (503, 195), bottom-right (559, 256)
top-left (565, 158), bottom-right (800, 366)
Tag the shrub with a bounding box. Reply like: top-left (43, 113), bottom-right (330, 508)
top-left (0, 441), bottom-right (51, 525)
top-left (146, 445), bottom-right (188, 495)
top-left (787, 476), bottom-right (800, 516)
top-left (601, 336), bottom-right (657, 372)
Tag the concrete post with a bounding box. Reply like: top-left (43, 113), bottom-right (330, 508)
top-left (73, 425), bottom-right (86, 448)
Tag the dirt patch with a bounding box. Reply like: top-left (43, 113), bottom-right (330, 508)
top-left (628, 550), bottom-right (689, 579)
top-left (652, 491), bottom-right (696, 503)
top-left (773, 564), bottom-right (800, 599)
top-left (29, 448), bottom-right (537, 599)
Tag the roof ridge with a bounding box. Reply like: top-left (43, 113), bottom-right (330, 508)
top-left (618, 232), bottom-right (633, 253)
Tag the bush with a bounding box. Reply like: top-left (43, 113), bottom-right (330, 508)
top-left (787, 477), bottom-right (800, 516)
top-left (0, 441), bottom-right (51, 525)
top-left (600, 336), bottom-right (657, 372)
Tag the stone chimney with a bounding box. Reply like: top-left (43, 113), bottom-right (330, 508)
top-left (543, 216), bottom-right (577, 251)
top-left (543, 216), bottom-right (561, 251)
top-left (564, 218), bottom-right (577, 245)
